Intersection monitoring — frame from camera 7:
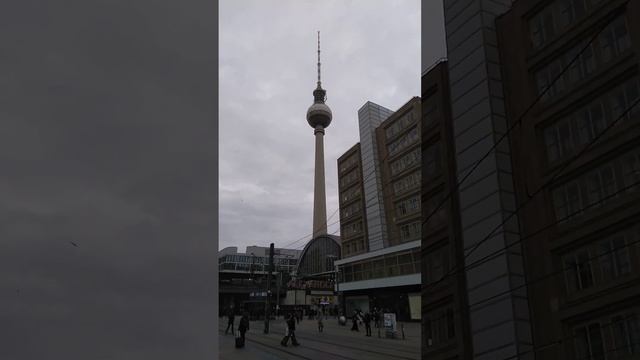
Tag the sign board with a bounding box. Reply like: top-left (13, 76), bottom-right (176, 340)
top-left (383, 313), bottom-right (397, 338)
top-left (408, 293), bottom-right (421, 320)
top-left (306, 295), bottom-right (335, 306)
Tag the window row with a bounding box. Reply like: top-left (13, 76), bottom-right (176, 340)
top-left (423, 192), bottom-right (448, 231)
top-left (388, 126), bottom-right (419, 156)
top-left (529, 0), bottom-right (610, 50)
top-left (424, 306), bottom-right (456, 348)
top-left (395, 195), bottom-right (420, 218)
top-left (341, 186), bottom-right (362, 203)
top-left (341, 221), bottom-right (363, 238)
top-left (340, 169), bottom-right (359, 188)
top-left (535, 15), bottom-right (631, 102)
top-left (342, 239), bottom-right (366, 258)
top-left (423, 143), bottom-right (443, 180)
top-left (391, 147), bottom-right (421, 176)
top-left (552, 147), bottom-right (640, 223)
top-left (399, 221), bottom-right (421, 243)
top-left (573, 308), bottom-right (640, 360)
top-left (562, 225), bottom-right (638, 295)
top-left (339, 153), bottom-right (360, 173)
top-left (218, 262), bottom-right (297, 272)
top-left (385, 110), bottom-right (416, 140)
top-left (339, 249), bottom-right (420, 283)
top-left (341, 201), bottom-right (362, 220)
top-left (393, 171), bottom-right (421, 196)
top-left (422, 99), bottom-right (440, 128)
top-left (543, 76), bottom-right (640, 163)
top-left (424, 244), bottom-right (450, 285)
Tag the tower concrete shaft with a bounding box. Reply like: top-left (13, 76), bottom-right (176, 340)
top-left (312, 126), bottom-right (327, 237)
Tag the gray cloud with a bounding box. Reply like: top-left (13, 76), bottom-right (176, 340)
top-left (0, 0), bottom-right (217, 358)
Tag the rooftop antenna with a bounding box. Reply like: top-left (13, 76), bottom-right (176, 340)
top-left (317, 31), bottom-right (321, 88)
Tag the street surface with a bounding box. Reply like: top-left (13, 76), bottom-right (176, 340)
top-left (219, 316), bottom-right (420, 359)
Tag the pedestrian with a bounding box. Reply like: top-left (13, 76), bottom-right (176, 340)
top-left (281, 313), bottom-right (300, 347)
top-left (351, 310), bottom-right (359, 332)
top-left (317, 311), bottom-right (324, 333)
top-left (236, 311), bottom-right (249, 348)
top-left (363, 312), bottom-right (372, 336)
top-left (225, 307), bottom-right (235, 335)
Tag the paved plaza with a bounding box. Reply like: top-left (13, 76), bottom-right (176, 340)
top-left (219, 316), bottom-right (420, 360)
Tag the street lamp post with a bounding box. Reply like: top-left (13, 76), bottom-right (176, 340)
top-left (264, 244), bottom-right (274, 334)
top-left (326, 255), bottom-right (340, 316)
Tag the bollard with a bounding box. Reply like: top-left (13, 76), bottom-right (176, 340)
top-left (378, 327), bottom-right (381, 338)
top-left (401, 324), bottom-right (405, 340)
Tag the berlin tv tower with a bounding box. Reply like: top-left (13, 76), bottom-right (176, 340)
top-left (306, 31), bottom-right (332, 238)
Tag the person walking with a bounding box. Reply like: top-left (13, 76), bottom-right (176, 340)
top-left (281, 313), bottom-right (300, 347)
top-left (236, 311), bottom-right (250, 347)
top-left (372, 308), bottom-right (378, 328)
top-left (363, 311), bottom-right (372, 336)
top-left (350, 310), bottom-right (359, 332)
top-left (225, 307), bottom-right (235, 335)
top-left (317, 311), bottom-right (324, 333)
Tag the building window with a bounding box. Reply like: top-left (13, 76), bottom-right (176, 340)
top-left (423, 101), bottom-right (439, 128)
top-left (424, 143), bottom-right (442, 180)
top-left (396, 195), bottom-right (420, 218)
top-left (425, 245), bottom-right (448, 284)
top-left (612, 313), bottom-right (640, 356)
top-left (393, 171), bottom-right (421, 195)
top-left (386, 111), bottom-right (415, 140)
top-left (564, 248), bottom-right (594, 294)
top-left (529, 7), bottom-right (556, 49)
top-left (610, 78), bottom-right (640, 122)
top-left (622, 151), bottom-right (640, 191)
top-left (552, 146), bottom-right (640, 223)
top-left (398, 252), bottom-right (415, 275)
top-left (399, 221), bottom-right (421, 243)
top-left (536, 16), bottom-right (630, 103)
top-left (599, 16), bottom-right (631, 64)
top-left (585, 164), bottom-right (617, 207)
top-left (340, 169), bottom-right (359, 188)
top-left (391, 147), bottom-right (421, 176)
top-left (543, 77), bottom-right (640, 164)
top-left (557, 0), bottom-right (586, 30)
top-left (599, 235), bottom-right (631, 281)
top-left (373, 259), bottom-right (385, 278)
top-left (563, 227), bottom-right (636, 296)
top-left (425, 306), bottom-right (455, 348)
top-left (574, 322), bottom-right (606, 360)
top-left (388, 126), bottom-right (419, 156)
top-left (341, 186), bottom-right (361, 203)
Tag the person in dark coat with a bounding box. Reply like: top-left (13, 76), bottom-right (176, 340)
top-left (225, 307), bottom-right (235, 335)
top-left (238, 311), bottom-right (250, 343)
top-left (317, 311), bottom-right (324, 333)
top-left (351, 310), bottom-right (359, 331)
top-left (363, 312), bottom-right (372, 336)
top-left (281, 313), bottom-right (300, 347)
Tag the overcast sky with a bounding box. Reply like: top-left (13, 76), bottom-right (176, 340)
top-left (0, 0), bottom-right (217, 358)
top-left (220, 0), bottom-right (445, 253)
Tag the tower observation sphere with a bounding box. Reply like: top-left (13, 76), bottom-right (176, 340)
top-left (306, 30), bottom-right (332, 130)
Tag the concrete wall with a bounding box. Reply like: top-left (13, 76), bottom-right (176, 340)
top-left (357, 102), bottom-right (394, 251)
top-left (443, 0), bottom-right (534, 358)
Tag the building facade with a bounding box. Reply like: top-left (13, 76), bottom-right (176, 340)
top-left (218, 246), bottom-right (301, 316)
top-left (337, 144), bottom-right (369, 258)
top-left (441, 0), bottom-right (536, 358)
top-left (421, 61), bottom-right (473, 359)
top-left (497, 0), bottom-right (640, 358)
top-left (335, 99), bottom-right (422, 322)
